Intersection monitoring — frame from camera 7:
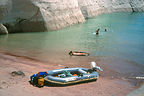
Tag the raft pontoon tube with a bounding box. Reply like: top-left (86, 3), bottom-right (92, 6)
top-left (44, 67), bottom-right (99, 85)
top-left (69, 51), bottom-right (90, 56)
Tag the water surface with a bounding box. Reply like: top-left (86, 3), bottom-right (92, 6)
top-left (0, 12), bottom-right (144, 76)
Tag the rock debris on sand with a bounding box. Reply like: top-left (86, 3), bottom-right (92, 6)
top-left (11, 70), bottom-right (25, 77)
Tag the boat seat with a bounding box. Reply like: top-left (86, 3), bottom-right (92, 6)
top-left (78, 69), bottom-right (87, 74)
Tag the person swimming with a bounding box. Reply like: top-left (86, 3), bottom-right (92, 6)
top-left (104, 29), bottom-right (107, 32)
top-left (96, 28), bottom-right (100, 35)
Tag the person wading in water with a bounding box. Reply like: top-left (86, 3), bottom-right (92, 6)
top-left (96, 28), bottom-right (100, 35)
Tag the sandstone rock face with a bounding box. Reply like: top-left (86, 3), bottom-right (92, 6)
top-left (129, 0), bottom-right (144, 12)
top-left (0, 24), bottom-right (8, 34)
top-left (4, 0), bottom-right (47, 32)
top-left (36, 0), bottom-right (85, 31)
top-left (77, 0), bottom-right (144, 18)
top-left (0, 0), bottom-right (144, 32)
top-left (4, 0), bottom-right (85, 32)
top-left (0, 0), bottom-right (12, 21)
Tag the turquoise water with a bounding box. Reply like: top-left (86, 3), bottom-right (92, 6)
top-left (0, 12), bottom-right (144, 74)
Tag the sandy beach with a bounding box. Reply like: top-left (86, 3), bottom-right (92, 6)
top-left (0, 53), bottom-right (140, 96)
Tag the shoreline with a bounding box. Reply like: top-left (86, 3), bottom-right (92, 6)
top-left (0, 52), bottom-right (142, 96)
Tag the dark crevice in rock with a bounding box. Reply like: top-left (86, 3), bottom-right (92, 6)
top-left (129, 2), bottom-right (135, 12)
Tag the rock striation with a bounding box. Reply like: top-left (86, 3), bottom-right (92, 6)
top-left (0, 0), bottom-right (144, 33)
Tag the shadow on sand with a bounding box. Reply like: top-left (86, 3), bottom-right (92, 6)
top-left (29, 79), bottom-right (97, 88)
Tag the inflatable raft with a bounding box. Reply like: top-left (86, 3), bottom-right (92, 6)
top-left (69, 51), bottom-right (90, 56)
top-left (44, 68), bottom-right (98, 85)
top-left (30, 62), bottom-right (102, 87)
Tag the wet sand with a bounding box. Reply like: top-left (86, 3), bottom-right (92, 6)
top-left (127, 84), bottom-right (144, 96)
top-left (0, 52), bottom-right (141, 96)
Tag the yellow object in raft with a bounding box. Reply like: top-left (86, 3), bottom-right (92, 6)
top-left (38, 77), bottom-right (44, 86)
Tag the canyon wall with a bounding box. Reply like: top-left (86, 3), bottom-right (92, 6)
top-left (0, 0), bottom-right (12, 21)
top-left (0, 0), bottom-right (144, 33)
top-left (78, 0), bottom-right (144, 18)
top-left (1, 0), bottom-right (85, 33)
